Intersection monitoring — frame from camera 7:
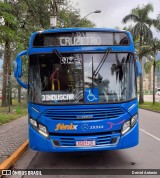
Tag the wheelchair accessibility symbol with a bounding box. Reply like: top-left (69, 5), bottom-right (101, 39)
top-left (85, 88), bottom-right (99, 102)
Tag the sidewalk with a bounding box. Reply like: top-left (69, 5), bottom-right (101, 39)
top-left (0, 116), bottom-right (28, 164)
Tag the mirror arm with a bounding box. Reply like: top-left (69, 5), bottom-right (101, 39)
top-left (17, 78), bottom-right (28, 89)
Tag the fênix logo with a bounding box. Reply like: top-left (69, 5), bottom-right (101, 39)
top-left (55, 123), bottom-right (78, 131)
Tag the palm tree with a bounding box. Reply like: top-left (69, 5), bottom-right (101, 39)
top-left (156, 13), bottom-right (160, 31)
top-left (142, 38), bottom-right (160, 104)
top-left (122, 3), bottom-right (156, 104)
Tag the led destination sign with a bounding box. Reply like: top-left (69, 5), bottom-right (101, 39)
top-left (33, 32), bottom-right (129, 47)
top-left (59, 36), bottom-right (101, 46)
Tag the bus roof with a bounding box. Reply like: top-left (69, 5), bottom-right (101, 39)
top-left (28, 28), bottom-right (134, 54)
top-left (34, 27), bottom-right (129, 34)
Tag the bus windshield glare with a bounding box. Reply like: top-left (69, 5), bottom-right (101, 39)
top-left (29, 52), bottom-right (136, 104)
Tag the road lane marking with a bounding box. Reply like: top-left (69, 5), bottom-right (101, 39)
top-left (140, 129), bottom-right (160, 142)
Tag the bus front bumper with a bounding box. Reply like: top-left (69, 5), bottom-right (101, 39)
top-left (29, 122), bottom-right (139, 152)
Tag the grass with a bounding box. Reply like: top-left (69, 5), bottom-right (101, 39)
top-left (139, 102), bottom-right (160, 112)
top-left (0, 99), bottom-right (28, 125)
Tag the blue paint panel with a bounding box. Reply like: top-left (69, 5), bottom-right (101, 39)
top-left (28, 46), bottom-right (134, 55)
top-left (122, 122), bottom-right (139, 148)
top-left (28, 99), bottom-right (138, 135)
top-left (29, 122), bottom-right (138, 152)
top-left (44, 115), bottom-right (129, 134)
top-left (28, 98), bottom-right (139, 152)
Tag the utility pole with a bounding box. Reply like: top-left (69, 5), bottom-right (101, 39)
top-left (50, 0), bottom-right (63, 28)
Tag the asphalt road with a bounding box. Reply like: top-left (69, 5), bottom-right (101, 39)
top-left (10, 109), bottom-right (160, 178)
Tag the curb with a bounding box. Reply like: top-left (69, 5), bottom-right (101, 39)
top-left (0, 139), bottom-right (29, 174)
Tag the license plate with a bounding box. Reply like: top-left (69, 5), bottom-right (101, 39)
top-left (76, 140), bottom-right (96, 147)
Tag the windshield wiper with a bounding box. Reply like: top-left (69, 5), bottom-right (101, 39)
top-left (54, 49), bottom-right (68, 67)
top-left (93, 48), bottom-right (112, 78)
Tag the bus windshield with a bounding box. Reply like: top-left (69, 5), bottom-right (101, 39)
top-left (28, 52), bottom-right (136, 104)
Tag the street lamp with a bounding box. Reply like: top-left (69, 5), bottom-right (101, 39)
top-left (72, 10), bottom-right (101, 27)
top-left (0, 16), bottom-right (5, 25)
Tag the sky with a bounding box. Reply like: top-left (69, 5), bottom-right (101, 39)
top-left (0, 60), bottom-right (2, 69)
top-left (71, 0), bottom-right (160, 38)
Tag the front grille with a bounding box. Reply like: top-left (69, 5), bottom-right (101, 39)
top-left (44, 107), bottom-right (125, 120)
top-left (96, 135), bottom-right (112, 145)
top-left (52, 133), bottom-right (120, 147)
top-left (59, 138), bottom-right (75, 146)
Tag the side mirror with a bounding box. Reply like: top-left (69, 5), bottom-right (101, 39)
top-left (16, 55), bottom-right (22, 78)
top-left (136, 61), bottom-right (142, 76)
top-left (14, 50), bottom-right (28, 89)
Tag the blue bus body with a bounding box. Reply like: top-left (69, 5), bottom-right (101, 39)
top-left (15, 28), bottom-right (141, 152)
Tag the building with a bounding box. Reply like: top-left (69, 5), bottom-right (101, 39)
top-left (137, 66), bottom-right (158, 93)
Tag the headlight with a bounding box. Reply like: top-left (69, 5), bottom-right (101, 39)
top-left (30, 118), bottom-right (38, 128)
top-left (131, 114), bottom-right (138, 126)
top-left (30, 117), bottom-right (49, 138)
top-left (121, 120), bottom-right (130, 135)
top-left (38, 124), bottom-right (49, 138)
top-left (121, 114), bottom-right (138, 135)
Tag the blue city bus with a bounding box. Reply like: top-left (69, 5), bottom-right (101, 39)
top-left (14, 28), bottom-right (142, 152)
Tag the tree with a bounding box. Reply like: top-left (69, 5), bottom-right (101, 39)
top-left (0, 0), bottom-right (34, 106)
top-left (142, 38), bottom-right (160, 104)
top-left (0, 1), bottom-right (19, 106)
top-left (122, 3), bottom-right (156, 104)
top-left (156, 13), bottom-right (160, 31)
top-left (0, 0), bottom-right (95, 107)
